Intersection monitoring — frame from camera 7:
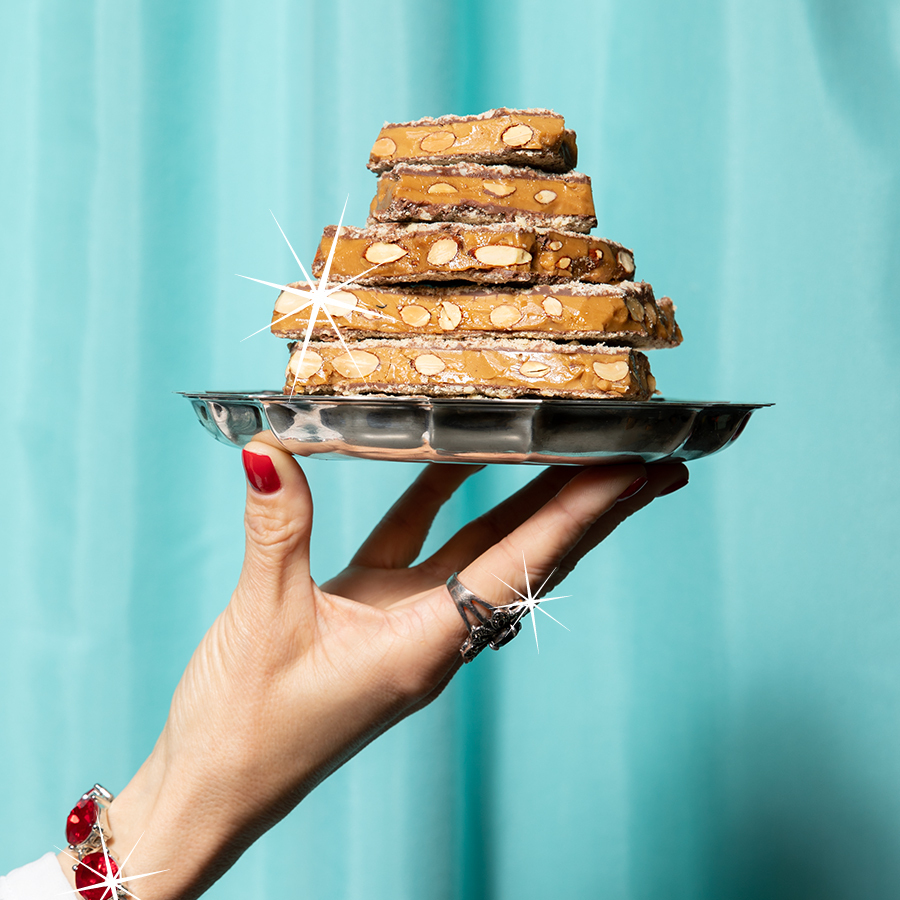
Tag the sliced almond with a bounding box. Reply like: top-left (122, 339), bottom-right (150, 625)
top-left (427, 182), bottom-right (458, 194)
top-left (617, 249), bottom-right (635, 275)
top-left (647, 374), bottom-right (658, 393)
top-left (420, 131), bottom-right (456, 152)
top-left (520, 359), bottom-right (551, 378)
top-left (323, 289), bottom-right (358, 318)
top-left (542, 296), bottom-right (563, 317)
top-left (371, 137), bottom-right (397, 158)
top-left (484, 181), bottom-right (516, 197)
top-left (534, 189), bottom-right (557, 205)
top-left (274, 290), bottom-right (300, 315)
top-left (400, 304), bottom-right (431, 327)
top-left (365, 242), bottom-right (408, 264)
top-left (643, 303), bottom-right (658, 327)
top-left (501, 123), bottom-right (534, 147)
top-left (438, 301), bottom-right (462, 330)
top-left (333, 350), bottom-right (379, 378)
top-left (593, 360), bottom-right (630, 381)
top-left (490, 304), bottom-right (522, 328)
top-left (427, 237), bottom-right (459, 266)
top-left (625, 296), bottom-right (645, 322)
top-left (548, 240), bottom-right (563, 251)
top-left (413, 353), bottom-right (446, 376)
top-left (474, 245), bottom-right (532, 267)
top-left (288, 350), bottom-right (323, 380)
top-left (556, 256), bottom-right (572, 269)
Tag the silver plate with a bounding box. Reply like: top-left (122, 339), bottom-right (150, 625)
top-left (181, 392), bottom-right (771, 465)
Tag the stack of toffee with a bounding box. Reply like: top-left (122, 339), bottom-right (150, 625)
top-left (271, 108), bottom-right (681, 399)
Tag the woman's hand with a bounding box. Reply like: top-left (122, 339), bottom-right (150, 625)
top-left (69, 444), bottom-right (686, 900)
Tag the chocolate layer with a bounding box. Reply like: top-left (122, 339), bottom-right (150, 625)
top-left (283, 338), bottom-right (654, 400)
top-left (312, 223), bottom-right (635, 285)
top-left (367, 108), bottom-right (577, 174)
top-left (272, 281), bottom-right (681, 348)
top-left (369, 163), bottom-right (597, 232)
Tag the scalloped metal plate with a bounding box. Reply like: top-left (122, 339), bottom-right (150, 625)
top-left (181, 392), bottom-right (771, 465)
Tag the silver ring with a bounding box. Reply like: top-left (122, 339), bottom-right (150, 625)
top-left (447, 573), bottom-right (521, 663)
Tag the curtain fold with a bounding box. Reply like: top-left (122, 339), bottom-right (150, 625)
top-left (2, 2), bottom-right (899, 898)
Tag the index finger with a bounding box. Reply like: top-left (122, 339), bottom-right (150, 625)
top-left (458, 464), bottom-right (644, 606)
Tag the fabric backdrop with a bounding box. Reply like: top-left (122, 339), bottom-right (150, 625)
top-left (2, 1), bottom-right (899, 898)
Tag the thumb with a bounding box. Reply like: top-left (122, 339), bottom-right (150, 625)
top-left (236, 441), bottom-right (315, 613)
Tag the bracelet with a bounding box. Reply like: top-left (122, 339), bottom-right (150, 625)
top-left (65, 784), bottom-right (123, 900)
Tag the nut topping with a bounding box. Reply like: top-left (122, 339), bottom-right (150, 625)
top-left (274, 291), bottom-right (299, 315)
top-left (365, 242), bottom-right (408, 264)
top-left (592, 360), bottom-right (630, 381)
top-left (590, 248), bottom-right (604, 261)
top-left (520, 359), bottom-right (551, 378)
top-left (413, 354), bottom-right (446, 376)
top-left (541, 296), bottom-right (563, 317)
top-left (548, 240), bottom-right (563, 251)
top-left (400, 305), bottom-right (431, 327)
top-left (501, 123), bottom-right (534, 147)
top-left (473, 245), bottom-right (532, 267)
top-left (427, 182), bottom-right (458, 194)
top-left (483, 181), bottom-right (516, 197)
top-left (333, 350), bottom-right (379, 378)
top-left (643, 303), bottom-right (657, 327)
top-left (438, 301), bottom-right (462, 330)
top-left (625, 296), bottom-right (645, 322)
top-left (371, 137), bottom-right (397, 158)
top-left (490, 304), bottom-right (522, 328)
top-left (323, 290), bottom-right (359, 318)
top-left (427, 237), bottom-right (459, 266)
top-left (556, 256), bottom-right (572, 269)
top-left (617, 249), bottom-right (635, 275)
top-left (534, 190), bottom-right (557, 205)
top-left (647, 374), bottom-right (658, 393)
top-left (288, 350), bottom-right (323, 380)
top-left (420, 131), bottom-right (456, 152)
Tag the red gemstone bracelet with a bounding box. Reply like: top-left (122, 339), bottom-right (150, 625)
top-left (65, 785), bottom-right (123, 900)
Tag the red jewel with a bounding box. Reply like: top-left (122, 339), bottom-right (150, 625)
top-left (66, 797), bottom-right (98, 845)
top-left (75, 851), bottom-right (119, 900)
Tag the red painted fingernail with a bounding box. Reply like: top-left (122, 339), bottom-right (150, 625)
top-left (617, 475), bottom-right (648, 502)
top-left (659, 474), bottom-right (689, 496)
top-left (242, 449), bottom-right (281, 494)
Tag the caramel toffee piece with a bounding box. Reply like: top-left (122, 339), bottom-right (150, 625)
top-left (283, 338), bottom-right (655, 400)
top-left (272, 281), bottom-right (681, 348)
top-left (369, 163), bottom-right (597, 233)
top-left (368, 108), bottom-right (577, 174)
top-left (312, 223), bottom-right (635, 285)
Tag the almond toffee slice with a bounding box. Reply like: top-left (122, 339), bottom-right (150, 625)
top-left (283, 338), bottom-right (655, 400)
top-left (369, 163), bottom-right (597, 233)
top-left (311, 223), bottom-right (635, 285)
top-left (367, 108), bottom-right (578, 174)
top-left (271, 281), bottom-right (681, 348)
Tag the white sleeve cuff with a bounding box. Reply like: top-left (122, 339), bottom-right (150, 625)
top-left (0, 852), bottom-right (73, 900)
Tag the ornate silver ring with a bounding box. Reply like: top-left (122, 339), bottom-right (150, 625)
top-left (447, 573), bottom-right (521, 663)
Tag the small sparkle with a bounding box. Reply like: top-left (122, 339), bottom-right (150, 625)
top-left (238, 199), bottom-right (395, 394)
top-left (494, 554), bottom-right (570, 653)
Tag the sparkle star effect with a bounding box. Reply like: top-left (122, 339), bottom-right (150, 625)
top-left (494, 554), bottom-right (571, 653)
top-left (55, 826), bottom-right (168, 900)
top-left (238, 199), bottom-right (395, 394)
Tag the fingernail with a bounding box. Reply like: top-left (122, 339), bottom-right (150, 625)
top-left (659, 474), bottom-right (689, 496)
top-left (242, 448), bottom-right (281, 494)
top-left (617, 475), bottom-right (648, 502)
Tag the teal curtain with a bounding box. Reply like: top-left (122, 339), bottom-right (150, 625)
top-left (2, 1), bottom-right (899, 897)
